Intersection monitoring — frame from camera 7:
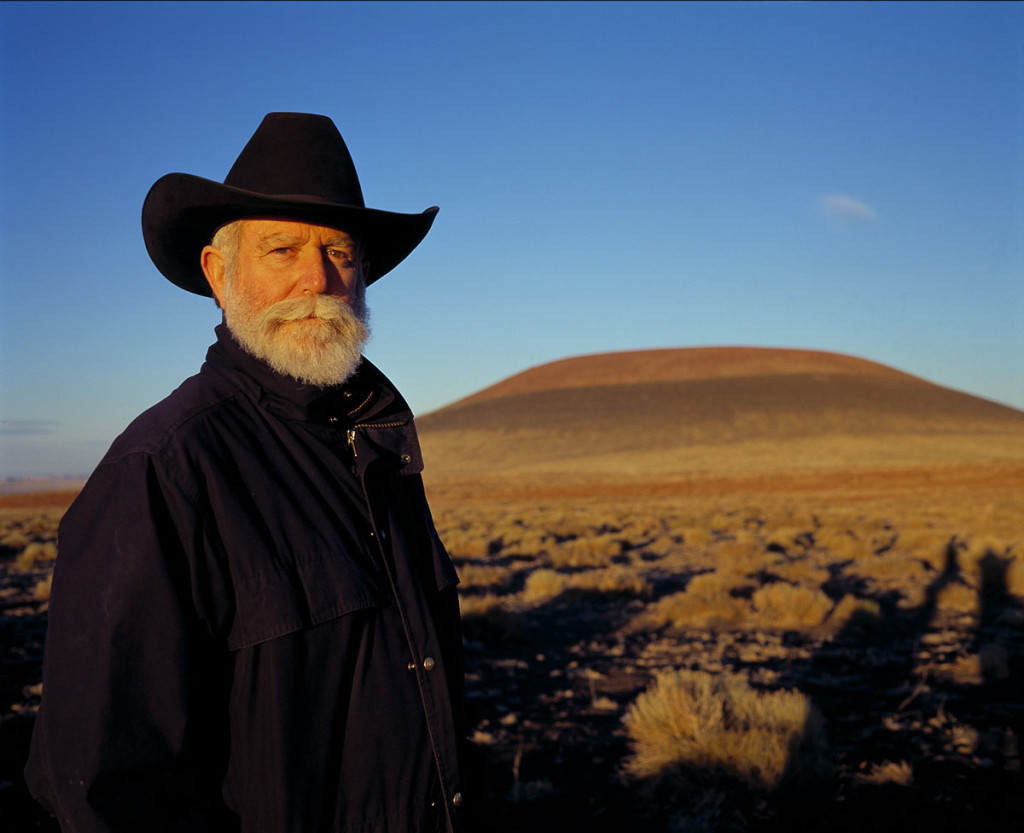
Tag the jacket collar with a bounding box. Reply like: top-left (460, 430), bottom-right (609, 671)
top-left (204, 323), bottom-right (410, 428)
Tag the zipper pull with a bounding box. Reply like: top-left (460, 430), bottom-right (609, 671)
top-left (347, 428), bottom-right (359, 476)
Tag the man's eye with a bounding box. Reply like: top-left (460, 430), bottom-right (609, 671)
top-left (328, 249), bottom-right (354, 264)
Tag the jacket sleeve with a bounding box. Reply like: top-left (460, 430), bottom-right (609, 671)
top-left (24, 452), bottom-right (236, 833)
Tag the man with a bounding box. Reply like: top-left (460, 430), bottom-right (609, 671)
top-left (26, 113), bottom-right (471, 833)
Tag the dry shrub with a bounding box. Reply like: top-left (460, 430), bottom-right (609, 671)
top-left (934, 581), bottom-right (979, 615)
top-left (518, 565), bottom-right (651, 607)
top-left (547, 534), bottom-right (621, 568)
top-left (761, 526), bottom-right (814, 555)
top-left (643, 533), bottom-right (685, 559)
top-left (458, 592), bottom-right (508, 619)
top-left (500, 529), bottom-right (549, 557)
top-left (15, 541), bottom-right (58, 571)
top-left (628, 572), bottom-right (750, 632)
top-left (825, 595), bottom-right (881, 634)
top-left (441, 529), bottom-right (493, 560)
top-left (961, 535), bottom-right (1014, 572)
top-left (456, 563), bottom-right (515, 591)
top-left (853, 760), bottom-right (913, 786)
top-left (750, 583), bottom-right (833, 629)
top-left (714, 538), bottom-right (771, 579)
top-left (929, 653), bottom-right (985, 686)
top-left (0, 530), bottom-right (31, 550)
top-left (519, 569), bottom-right (567, 606)
top-left (568, 565), bottom-right (651, 597)
top-left (623, 670), bottom-right (829, 790)
top-left (683, 526), bottom-right (716, 547)
top-left (33, 574), bottom-right (53, 601)
top-left (854, 550), bottom-right (930, 582)
top-left (813, 527), bottom-right (866, 561)
top-left (767, 559), bottom-right (832, 588)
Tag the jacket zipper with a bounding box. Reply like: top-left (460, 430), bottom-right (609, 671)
top-left (346, 420), bottom-right (410, 471)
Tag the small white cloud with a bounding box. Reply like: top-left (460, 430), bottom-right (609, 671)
top-left (819, 194), bottom-right (878, 228)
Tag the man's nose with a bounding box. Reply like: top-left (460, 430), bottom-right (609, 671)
top-left (298, 251), bottom-right (331, 295)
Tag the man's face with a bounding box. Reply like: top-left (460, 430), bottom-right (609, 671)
top-left (201, 219), bottom-right (371, 387)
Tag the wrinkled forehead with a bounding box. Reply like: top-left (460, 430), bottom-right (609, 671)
top-left (237, 218), bottom-right (361, 249)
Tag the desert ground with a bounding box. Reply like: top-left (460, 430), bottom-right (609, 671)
top-left (2, 347), bottom-right (1022, 831)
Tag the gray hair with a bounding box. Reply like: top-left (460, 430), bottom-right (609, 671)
top-left (211, 221), bottom-right (243, 277)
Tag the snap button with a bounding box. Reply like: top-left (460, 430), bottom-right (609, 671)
top-left (328, 416), bottom-right (339, 425)
top-left (407, 661), bottom-right (416, 672)
top-left (400, 453), bottom-right (412, 464)
top-left (452, 792), bottom-right (463, 807)
top-left (422, 657), bottom-right (436, 671)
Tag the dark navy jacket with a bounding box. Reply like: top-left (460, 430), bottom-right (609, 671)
top-left (26, 325), bottom-right (468, 833)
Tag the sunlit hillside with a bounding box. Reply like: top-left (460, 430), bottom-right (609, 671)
top-left (417, 346), bottom-right (1024, 496)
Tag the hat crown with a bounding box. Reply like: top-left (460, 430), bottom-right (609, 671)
top-left (223, 112), bottom-right (366, 207)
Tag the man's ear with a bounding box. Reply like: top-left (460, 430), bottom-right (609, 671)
top-left (201, 245), bottom-right (226, 308)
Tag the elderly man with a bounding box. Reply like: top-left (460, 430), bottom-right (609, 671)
top-left (26, 113), bottom-right (471, 833)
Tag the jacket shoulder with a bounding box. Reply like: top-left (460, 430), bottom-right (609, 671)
top-left (101, 369), bottom-right (238, 467)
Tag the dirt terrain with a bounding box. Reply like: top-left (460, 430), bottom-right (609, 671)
top-left (2, 347), bottom-right (1022, 831)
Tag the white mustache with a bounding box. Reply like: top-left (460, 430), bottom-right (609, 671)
top-left (263, 295), bottom-right (363, 327)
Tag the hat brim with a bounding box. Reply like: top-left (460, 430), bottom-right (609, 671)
top-left (142, 173), bottom-right (438, 296)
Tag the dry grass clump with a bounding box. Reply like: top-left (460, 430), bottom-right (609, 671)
top-left (627, 572), bottom-right (750, 632)
top-left (0, 529), bottom-right (32, 550)
top-left (456, 563), bottom-right (516, 591)
top-left (824, 594), bottom-right (882, 634)
top-left (437, 527), bottom-right (494, 560)
top-left (518, 565), bottom-right (651, 607)
top-left (750, 582), bottom-right (834, 629)
top-left (14, 541), bottom-right (58, 571)
top-left (547, 533), bottom-right (622, 568)
top-left (853, 760), bottom-right (913, 786)
top-left (623, 669), bottom-right (829, 790)
top-left (498, 528), bottom-right (550, 558)
top-left (33, 574), bottom-right (53, 601)
top-left (458, 591), bottom-right (510, 620)
top-left (519, 569), bottom-right (566, 606)
top-left (712, 537), bottom-right (771, 579)
top-left (934, 580), bottom-right (981, 615)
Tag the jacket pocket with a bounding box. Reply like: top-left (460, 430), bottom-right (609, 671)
top-left (225, 545), bottom-right (389, 651)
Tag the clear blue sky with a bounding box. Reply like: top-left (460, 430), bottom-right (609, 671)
top-left (2, 1), bottom-right (1022, 478)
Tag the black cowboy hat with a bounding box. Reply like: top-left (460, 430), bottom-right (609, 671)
top-left (142, 112), bottom-right (438, 296)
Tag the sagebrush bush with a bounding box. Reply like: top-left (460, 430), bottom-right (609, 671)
top-left (750, 582), bottom-right (833, 629)
top-left (15, 541), bottom-right (58, 571)
top-left (547, 534), bottom-right (621, 568)
top-left (33, 574), bottom-right (53, 601)
top-left (458, 592), bottom-right (507, 619)
top-left (519, 569), bottom-right (567, 605)
top-left (623, 669), bottom-right (829, 790)
top-left (517, 565), bottom-right (651, 607)
top-left (0, 530), bottom-right (31, 550)
top-left (935, 581), bottom-right (979, 615)
top-left (627, 573), bottom-right (749, 632)
top-left (456, 563), bottom-right (515, 591)
top-left (825, 594), bottom-right (881, 634)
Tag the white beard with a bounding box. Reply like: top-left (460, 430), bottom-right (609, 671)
top-left (223, 288), bottom-right (371, 387)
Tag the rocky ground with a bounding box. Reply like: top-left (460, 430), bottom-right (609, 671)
top-left (460, 584), bottom-right (1024, 832)
top-left (2, 499), bottom-right (1022, 832)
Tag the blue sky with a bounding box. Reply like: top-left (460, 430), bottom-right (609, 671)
top-left (1, 1), bottom-right (1022, 478)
